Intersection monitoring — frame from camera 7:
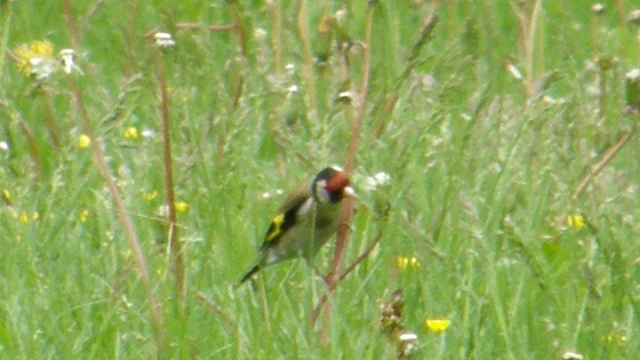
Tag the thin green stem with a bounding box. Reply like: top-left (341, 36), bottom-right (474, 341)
top-left (68, 75), bottom-right (167, 359)
top-left (156, 51), bottom-right (185, 305)
top-left (0, 1), bottom-right (13, 84)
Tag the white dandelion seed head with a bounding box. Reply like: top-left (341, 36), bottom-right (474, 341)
top-left (337, 91), bottom-right (354, 104)
top-left (629, 10), bottom-right (640, 24)
top-left (254, 28), bottom-right (268, 41)
top-left (285, 63), bottom-right (296, 75)
top-left (59, 48), bottom-right (82, 74)
top-left (592, 4), bottom-right (605, 14)
top-left (30, 57), bottom-right (56, 80)
top-left (399, 332), bottom-right (418, 341)
top-left (505, 62), bottom-right (523, 80)
top-left (157, 205), bottom-right (169, 217)
top-left (562, 351), bottom-right (584, 360)
top-left (260, 192), bottom-right (272, 200)
top-left (626, 68), bottom-right (640, 81)
top-left (154, 32), bottom-right (176, 49)
top-left (365, 172), bottom-right (391, 191)
top-left (335, 8), bottom-right (348, 26)
top-left (142, 129), bottom-right (156, 138)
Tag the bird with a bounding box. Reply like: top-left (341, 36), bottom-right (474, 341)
top-left (239, 166), bottom-right (355, 285)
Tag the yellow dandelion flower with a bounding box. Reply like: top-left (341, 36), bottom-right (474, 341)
top-left (124, 127), bottom-right (139, 140)
top-left (397, 256), bottom-right (421, 270)
top-left (14, 40), bottom-right (56, 79)
top-left (18, 211), bottom-right (29, 224)
top-left (425, 319), bottom-right (451, 335)
top-left (175, 201), bottom-right (189, 213)
top-left (78, 134), bottom-right (91, 149)
top-left (143, 191), bottom-right (158, 202)
top-left (157, 266), bottom-right (167, 277)
top-left (80, 209), bottom-right (89, 223)
top-left (567, 215), bottom-right (585, 230)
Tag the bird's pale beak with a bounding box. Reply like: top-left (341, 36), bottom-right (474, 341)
top-left (343, 186), bottom-right (357, 199)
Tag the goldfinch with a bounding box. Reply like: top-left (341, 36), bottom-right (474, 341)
top-left (239, 166), bottom-right (355, 284)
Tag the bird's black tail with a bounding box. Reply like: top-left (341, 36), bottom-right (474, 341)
top-left (238, 264), bottom-right (261, 285)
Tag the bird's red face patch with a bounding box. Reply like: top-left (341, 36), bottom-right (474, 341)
top-left (325, 172), bottom-right (350, 194)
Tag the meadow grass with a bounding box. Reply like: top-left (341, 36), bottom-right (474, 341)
top-left (1, 0), bottom-right (640, 359)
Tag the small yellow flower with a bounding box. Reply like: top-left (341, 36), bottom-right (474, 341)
top-left (124, 127), bottom-right (139, 140)
top-left (425, 319), bottom-right (451, 335)
top-left (567, 215), bottom-right (585, 230)
top-left (78, 134), bottom-right (91, 149)
top-left (175, 201), bottom-right (189, 213)
top-left (143, 191), bottom-right (158, 202)
top-left (605, 334), bottom-right (627, 344)
top-left (14, 40), bottom-right (56, 79)
top-left (18, 211), bottom-right (29, 224)
top-left (32, 212), bottom-right (40, 221)
top-left (80, 209), bottom-right (89, 223)
top-left (156, 266), bottom-right (167, 277)
top-left (397, 256), bottom-right (421, 270)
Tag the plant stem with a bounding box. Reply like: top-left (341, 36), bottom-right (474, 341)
top-left (157, 51), bottom-right (185, 305)
top-left (68, 75), bottom-right (168, 359)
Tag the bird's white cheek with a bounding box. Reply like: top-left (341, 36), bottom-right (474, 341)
top-left (297, 198), bottom-right (314, 218)
top-left (314, 183), bottom-right (331, 204)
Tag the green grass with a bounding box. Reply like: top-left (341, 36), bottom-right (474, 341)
top-left (1, 0), bottom-right (640, 359)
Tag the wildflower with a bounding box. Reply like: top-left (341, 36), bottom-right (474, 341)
top-left (286, 85), bottom-right (299, 94)
top-left (80, 209), bottom-right (89, 223)
top-left (143, 191), bottom-right (158, 202)
top-left (154, 32), bottom-right (176, 49)
top-left (260, 189), bottom-right (284, 200)
top-left (397, 256), bottom-right (421, 270)
top-left (78, 134), bottom-right (91, 149)
top-left (380, 289), bottom-right (404, 336)
top-left (605, 333), bottom-right (628, 343)
top-left (337, 91), bottom-right (354, 104)
top-left (425, 319), bottom-right (451, 335)
top-left (592, 4), bottom-right (605, 14)
top-left (14, 40), bottom-right (56, 80)
top-left (254, 28), bottom-right (268, 41)
top-left (285, 63), bottom-right (296, 75)
top-left (503, 60), bottom-right (523, 80)
top-left (59, 49), bottom-right (81, 74)
top-left (335, 7), bottom-right (348, 26)
top-left (124, 127), bottom-right (139, 140)
top-left (175, 201), bottom-right (189, 213)
top-left (562, 351), bottom-right (584, 360)
top-left (397, 332), bottom-right (419, 358)
top-left (157, 205), bottom-right (169, 217)
top-left (15, 211), bottom-right (39, 224)
top-left (628, 10), bottom-right (640, 25)
top-left (141, 129), bottom-right (156, 138)
top-left (566, 215), bottom-right (585, 230)
top-left (365, 172), bottom-right (391, 191)
top-left (0, 141), bottom-right (9, 151)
